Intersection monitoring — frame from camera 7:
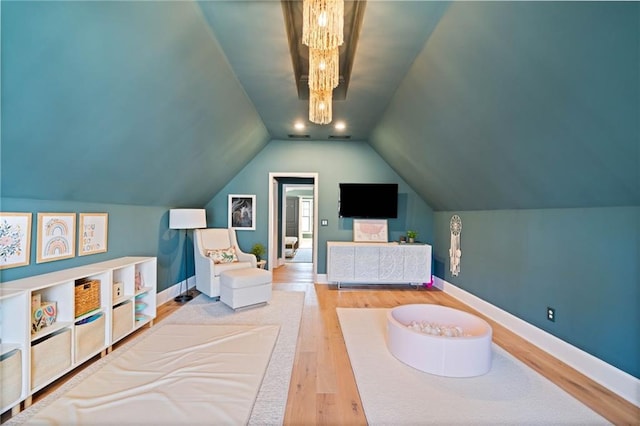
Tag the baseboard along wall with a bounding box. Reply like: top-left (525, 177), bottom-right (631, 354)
top-left (432, 276), bottom-right (639, 408)
top-left (169, 274), bottom-right (639, 408)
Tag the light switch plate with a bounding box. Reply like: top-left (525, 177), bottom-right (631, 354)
top-left (321, 219), bottom-right (328, 226)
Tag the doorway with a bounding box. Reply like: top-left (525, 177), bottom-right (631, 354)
top-left (284, 186), bottom-right (314, 264)
top-left (268, 173), bottom-right (318, 279)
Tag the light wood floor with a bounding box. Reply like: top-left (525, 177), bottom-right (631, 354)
top-left (5, 262), bottom-right (638, 425)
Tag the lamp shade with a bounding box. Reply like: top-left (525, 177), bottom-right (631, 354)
top-left (169, 209), bottom-right (207, 230)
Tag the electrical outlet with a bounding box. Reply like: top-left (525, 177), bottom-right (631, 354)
top-left (546, 307), bottom-right (556, 322)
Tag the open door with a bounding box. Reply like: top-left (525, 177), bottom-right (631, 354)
top-left (268, 173), bottom-right (318, 277)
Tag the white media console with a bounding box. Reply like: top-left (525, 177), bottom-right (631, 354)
top-left (326, 241), bottom-right (432, 286)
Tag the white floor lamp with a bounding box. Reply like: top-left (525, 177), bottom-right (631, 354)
top-left (169, 208), bottom-right (207, 303)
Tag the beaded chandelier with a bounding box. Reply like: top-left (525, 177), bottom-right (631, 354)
top-left (302, 0), bottom-right (344, 50)
top-left (308, 47), bottom-right (339, 92)
top-left (303, 0), bottom-right (344, 124)
top-left (308, 89), bottom-right (333, 125)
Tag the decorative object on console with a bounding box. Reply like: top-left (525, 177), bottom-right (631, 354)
top-left (135, 271), bottom-right (144, 291)
top-left (406, 230), bottom-right (417, 243)
top-left (228, 195), bottom-right (256, 230)
top-left (32, 301), bottom-right (57, 333)
top-left (36, 212), bottom-right (76, 264)
top-left (31, 293), bottom-right (41, 312)
top-left (353, 219), bottom-right (388, 242)
top-left (169, 209), bottom-right (207, 303)
top-left (112, 282), bottom-right (123, 301)
top-left (78, 213), bottom-right (108, 256)
top-left (0, 211), bottom-right (32, 269)
top-left (449, 215), bottom-right (462, 277)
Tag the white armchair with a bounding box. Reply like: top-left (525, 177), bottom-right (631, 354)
top-left (194, 228), bottom-right (257, 298)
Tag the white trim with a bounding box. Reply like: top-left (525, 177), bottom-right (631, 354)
top-left (268, 172), bottom-right (319, 276)
top-left (156, 277), bottom-right (197, 306)
top-left (434, 276), bottom-right (640, 407)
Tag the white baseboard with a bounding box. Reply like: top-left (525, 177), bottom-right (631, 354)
top-left (156, 276), bottom-right (197, 306)
top-left (316, 273), bottom-right (328, 284)
top-left (433, 276), bottom-right (639, 407)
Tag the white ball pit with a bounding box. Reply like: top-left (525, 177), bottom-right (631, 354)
top-left (386, 304), bottom-right (493, 377)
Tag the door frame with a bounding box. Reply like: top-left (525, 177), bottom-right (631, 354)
top-left (268, 172), bottom-right (318, 277)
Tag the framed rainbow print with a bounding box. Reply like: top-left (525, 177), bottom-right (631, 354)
top-left (36, 212), bottom-right (76, 263)
top-left (0, 212), bottom-right (33, 269)
top-left (78, 213), bottom-right (108, 256)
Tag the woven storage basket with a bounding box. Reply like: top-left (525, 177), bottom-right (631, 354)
top-left (75, 279), bottom-right (101, 317)
top-left (1, 349), bottom-right (22, 410)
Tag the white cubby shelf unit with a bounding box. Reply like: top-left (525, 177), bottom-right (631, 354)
top-left (0, 256), bottom-right (157, 416)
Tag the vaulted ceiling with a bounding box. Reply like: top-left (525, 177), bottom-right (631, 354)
top-left (1, 1), bottom-right (638, 210)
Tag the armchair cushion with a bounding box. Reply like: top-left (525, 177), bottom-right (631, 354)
top-left (215, 261), bottom-right (253, 275)
top-left (207, 246), bottom-right (239, 264)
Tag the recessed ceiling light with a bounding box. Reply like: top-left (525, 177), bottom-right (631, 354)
top-left (294, 122), bottom-right (305, 130)
top-left (335, 121), bottom-right (346, 130)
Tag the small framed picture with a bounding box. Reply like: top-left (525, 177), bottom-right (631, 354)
top-left (36, 212), bottom-right (76, 263)
top-left (0, 212), bottom-right (33, 269)
top-left (228, 194), bottom-right (256, 230)
top-left (353, 219), bottom-right (388, 243)
top-left (78, 213), bottom-right (108, 256)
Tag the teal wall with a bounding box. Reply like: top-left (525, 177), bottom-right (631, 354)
top-left (1, 0), bottom-right (269, 207)
top-left (433, 207), bottom-right (639, 378)
top-left (0, 198), bottom-right (190, 293)
top-left (370, 1), bottom-right (639, 211)
top-left (205, 140), bottom-right (435, 274)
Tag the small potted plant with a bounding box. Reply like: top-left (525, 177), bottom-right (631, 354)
top-left (406, 230), bottom-right (418, 243)
top-left (251, 243), bottom-right (266, 262)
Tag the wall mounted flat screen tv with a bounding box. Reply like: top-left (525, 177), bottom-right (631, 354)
top-left (339, 183), bottom-right (398, 218)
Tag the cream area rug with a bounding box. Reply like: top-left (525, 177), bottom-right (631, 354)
top-left (9, 290), bottom-right (304, 425)
top-left (337, 308), bottom-right (610, 425)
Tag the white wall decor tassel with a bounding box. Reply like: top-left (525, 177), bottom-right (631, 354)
top-left (449, 215), bottom-right (462, 276)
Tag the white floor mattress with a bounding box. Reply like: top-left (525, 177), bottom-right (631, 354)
top-left (28, 323), bottom-right (279, 425)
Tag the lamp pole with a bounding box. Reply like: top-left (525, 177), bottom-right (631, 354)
top-left (175, 228), bottom-right (193, 303)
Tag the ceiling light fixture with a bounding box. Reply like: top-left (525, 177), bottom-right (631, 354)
top-left (303, 0), bottom-right (344, 125)
top-left (335, 121), bottom-right (346, 130)
top-left (308, 47), bottom-right (339, 91)
top-left (302, 0), bottom-right (344, 50)
top-left (309, 89), bottom-right (333, 125)
top-left (294, 121), bottom-right (306, 130)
